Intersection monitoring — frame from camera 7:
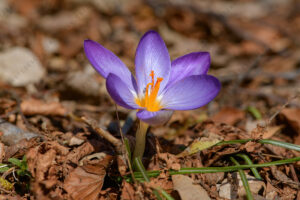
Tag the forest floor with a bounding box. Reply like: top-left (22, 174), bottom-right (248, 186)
top-left (0, 0), bottom-right (299, 199)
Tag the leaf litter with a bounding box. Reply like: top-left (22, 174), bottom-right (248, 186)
top-left (0, 0), bottom-right (299, 199)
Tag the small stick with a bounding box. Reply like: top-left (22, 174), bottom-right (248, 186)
top-left (80, 116), bottom-right (123, 154)
top-left (289, 164), bottom-right (299, 183)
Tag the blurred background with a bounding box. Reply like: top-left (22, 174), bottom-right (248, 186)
top-left (1, 0), bottom-right (299, 110)
top-left (0, 0), bottom-right (300, 199)
top-left (0, 0), bottom-right (300, 144)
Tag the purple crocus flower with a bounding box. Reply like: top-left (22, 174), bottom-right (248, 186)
top-left (84, 31), bottom-right (221, 125)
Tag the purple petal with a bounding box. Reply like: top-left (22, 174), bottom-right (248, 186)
top-left (106, 73), bottom-right (139, 109)
top-left (136, 110), bottom-right (173, 125)
top-left (168, 52), bottom-right (210, 87)
top-left (84, 40), bottom-right (132, 84)
top-left (161, 75), bottom-right (221, 110)
top-left (135, 31), bottom-right (171, 96)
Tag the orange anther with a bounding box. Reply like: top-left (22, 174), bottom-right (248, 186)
top-left (149, 70), bottom-right (155, 90)
top-left (135, 70), bottom-right (163, 112)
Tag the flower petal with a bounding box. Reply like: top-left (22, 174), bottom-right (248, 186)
top-left (135, 31), bottom-right (171, 96)
top-left (84, 40), bottom-right (132, 84)
top-left (168, 52), bottom-right (210, 87)
top-left (161, 75), bottom-right (221, 110)
top-left (136, 110), bottom-right (173, 126)
top-left (106, 73), bottom-right (139, 109)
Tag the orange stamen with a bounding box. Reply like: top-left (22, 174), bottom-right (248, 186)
top-left (135, 70), bottom-right (163, 112)
top-left (149, 70), bottom-right (155, 90)
top-left (149, 77), bottom-right (163, 104)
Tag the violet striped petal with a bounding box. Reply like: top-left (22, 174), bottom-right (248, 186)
top-left (135, 31), bottom-right (171, 96)
top-left (136, 110), bottom-right (173, 125)
top-left (161, 75), bottom-right (220, 110)
top-left (84, 40), bottom-right (132, 84)
top-left (168, 52), bottom-right (210, 87)
top-left (106, 73), bottom-right (139, 109)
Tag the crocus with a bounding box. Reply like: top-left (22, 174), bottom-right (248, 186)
top-left (84, 31), bottom-right (221, 125)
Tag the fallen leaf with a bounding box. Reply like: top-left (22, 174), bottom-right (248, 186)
top-left (280, 108), bottom-right (300, 145)
top-left (66, 142), bottom-right (95, 164)
top-left (262, 125), bottom-right (283, 139)
top-left (64, 154), bottom-right (113, 200)
top-left (203, 172), bottom-right (225, 185)
top-left (21, 98), bottom-right (66, 116)
top-left (270, 166), bottom-right (300, 189)
top-left (177, 138), bottom-right (221, 157)
top-left (212, 107), bottom-right (245, 125)
top-left (121, 181), bottom-right (135, 200)
top-left (172, 175), bottom-right (211, 200)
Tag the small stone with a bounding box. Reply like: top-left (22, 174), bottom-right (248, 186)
top-left (68, 136), bottom-right (85, 146)
top-left (0, 47), bottom-right (45, 86)
top-left (65, 64), bottom-right (101, 96)
top-left (42, 37), bottom-right (60, 54)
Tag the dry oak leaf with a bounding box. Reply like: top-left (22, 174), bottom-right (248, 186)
top-left (64, 154), bottom-right (113, 200)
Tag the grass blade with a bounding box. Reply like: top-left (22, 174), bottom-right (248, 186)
top-left (236, 154), bottom-right (262, 180)
top-left (155, 187), bottom-right (175, 200)
top-left (134, 157), bottom-right (167, 199)
top-left (231, 157), bottom-right (253, 200)
top-left (216, 139), bottom-right (300, 152)
top-left (130, 156), bottom-right (300, 179)
top-left (134, 157), bottom-right (150, 182)
top-left (258, 139), bottom-right (300, 152)
top-left (246, 106), bottom-right (262, 120)
top-left (124, 138), bottom-right (132, 161)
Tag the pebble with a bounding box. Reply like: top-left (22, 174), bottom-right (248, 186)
top-left (0, 47), bottom-right (45, 86)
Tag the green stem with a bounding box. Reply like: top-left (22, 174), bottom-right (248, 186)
top-left (133, 120), bottom-right (149, 161)
top-left (231, 157), bottom-right (254, 200)
top-left (216, 139), bottom-right (300, 152)
top-left (129, 156), bottom-right (300, 180)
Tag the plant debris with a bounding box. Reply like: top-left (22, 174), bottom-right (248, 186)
top-left (0, 0), bottom-right (299, 199)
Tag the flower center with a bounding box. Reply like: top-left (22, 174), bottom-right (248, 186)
top-left (136, 70), bottom-right (163, 112)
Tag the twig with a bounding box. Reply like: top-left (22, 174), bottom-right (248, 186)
top-left (114, 104), bottom-right (137, 184)
top-left (289, 164), bottom-right (299, 183)
top-left (267, 94), bottom-right (300, 125)
top-left (80, 116), bottom-right (123, 154)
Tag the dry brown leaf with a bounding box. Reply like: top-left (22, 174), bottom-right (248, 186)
top-left (262, 125), bottom-right (283, 139)
top-left (281, 108), bottom-right (300, 132)
top-left (121, 181), bottom-right (135, 200)
top-left (172, 175), bottom-right (211, 200)
top-left (203, 172), bottom-right (225, 185)
top-left (36, 149), bottom-right (57, 182)
top-left (64, 155), bottom-right (113, 200)
top-left (21, 98), bottom-right (66, 116)
top-left (270, 166), bottom-right (300, 189)
top-left (281, 108), bottom-right (300, 145)
top-left (158, 153), bottom-right (181, 170)
top-left (66, 142), bottom-right (95, 164)
top-left (177, 138), bottom-right (221, 157)
top-left (37, 7), bottom-right (92, 33)
top-left (212, 107), bottom-right (245, 125)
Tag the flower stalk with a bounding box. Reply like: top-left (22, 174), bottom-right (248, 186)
top-left (133, 120), bottom-right (149, 161)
